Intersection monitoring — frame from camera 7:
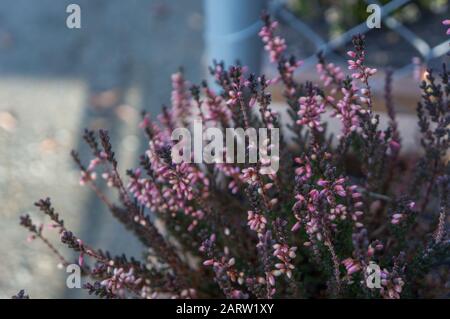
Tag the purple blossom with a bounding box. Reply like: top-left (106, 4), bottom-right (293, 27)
top-left (297, 94), bottom-right (326, 132)
top-left (259, 16), bottom-right (286, 63)
top-left (272, 244), bottom-right (297, 279)
top-left (443, 19), bottom-right (450, 36)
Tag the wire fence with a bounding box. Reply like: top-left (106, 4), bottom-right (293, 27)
top-left (269, 0), bottom-right (449, 85)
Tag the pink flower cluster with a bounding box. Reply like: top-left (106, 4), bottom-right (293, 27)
top-left (294, 156), bottom-right (312, 183)
top-left (391, 213), bottom-right (404, 225)
top-left (130, 111), bottom-right (210, 231)
top-left (443, 19), bottom-right (450, 36)
top-left (259, 19), bottom-right (286, 63)
top-left (272, 244), bottom-right (297, 280)
top-left (297, 94), bottom-right (326, 132)
top-left (247, 211), bottom-right (267, 233)
top-left (203, 85), bottom-right (232, 128)
top-left (347, 50), bottom-right (377, 81)
top-left (158, 162), bottom-right (209, 201)
top-left (316, 61), bottom-right (345, 89)
top-left (342, 258), bottom-right (361, 276)
top-left (380, 269), bottom-right (405, 299)
top-left (292, 151), bottom-right (364, 248)
top-left (127, 168), bottom-right (167, 213)
top-left (79, 156), bottom-right (104, 185)
top-left (215, 163), bottom-right (243, 194)
top-left (100, 267), bottom-right (143, 298)
top-left (333, 86), bottom-right (363, 138)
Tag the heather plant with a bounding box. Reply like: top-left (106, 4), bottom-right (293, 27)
top-left (19, 14), bottom-right (449, 299)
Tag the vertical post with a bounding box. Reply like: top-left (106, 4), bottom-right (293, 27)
top-left (204, 0), bottom-right (267, 77)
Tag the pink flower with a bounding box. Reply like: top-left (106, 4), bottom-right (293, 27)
top-left (247, 211), bottom-right (267, 233)
top-left (297, 95), bottom-right (325, 132)
top-left (332, 85), bottom-right (362, 138)
top-left (347, 50), bottom-right (357, 58)
top-left (241, 167), bottom-right (259, 186)
top-left (380, 269), bottom-right (404, 299)
top-left (443, 19), bottom-right (450, 35)
top-left (342, 258), bottom-right (361, 275)
top-left (294, 157), bottom-right (312, 182)
top-left (272, 244), bottom-right (297, 279)
top-left (391, 213), bottom-right (404, 225)
top-left (203, 86), bottom-right (232, 127)
top-left (316, 61), bottom-right (344, 87)
top-left (78, 252), bottom-right (84, 267)
top-left (100, 267), bottom-right (141, 297)
top-left (291, 221), bottom-right (301, 232)
top-left (203, 259), bottom-right (215, 266)
top-left (259, 18), bottom-right (286, 63)
top-left (216, 163), bottom-right (242, 193)
top-left (347, 35), bottom-right (377, 90)
top-left (79, 158), bottom-right (103, 186)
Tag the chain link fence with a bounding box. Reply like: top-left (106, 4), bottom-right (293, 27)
top-left (270, 0), bottom-right (449, 85)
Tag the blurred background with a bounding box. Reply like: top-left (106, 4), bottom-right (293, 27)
top-left (0, 0), bottom-right (448, 298)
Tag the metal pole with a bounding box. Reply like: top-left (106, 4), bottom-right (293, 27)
top-left (204, 0), bottom-right (267, 77)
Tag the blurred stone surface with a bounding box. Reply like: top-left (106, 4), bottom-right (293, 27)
top-left (0, 0), bottom-right (203, 298)
top-left (0, 78), bottom-right (88, 298)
